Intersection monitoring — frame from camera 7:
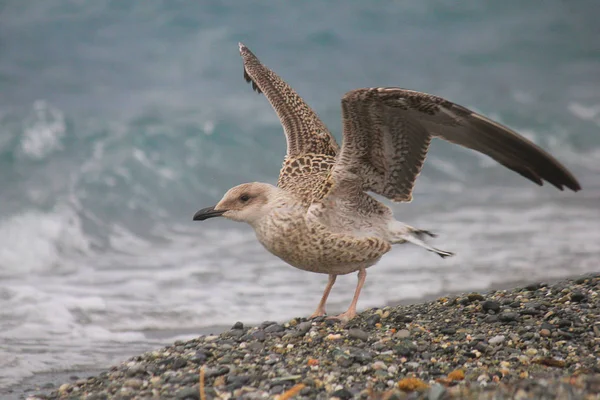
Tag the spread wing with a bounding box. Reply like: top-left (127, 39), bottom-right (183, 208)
top-left (332, 87), bottom-right (581, 202)
top-left (239, 43), bottom-right (339, 158)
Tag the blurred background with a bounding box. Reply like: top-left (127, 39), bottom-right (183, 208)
top-left (1, 0), bottom-right (599, 390)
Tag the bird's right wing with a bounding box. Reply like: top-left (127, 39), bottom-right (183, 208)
top-left (239, 43), bottom-right (339, 158)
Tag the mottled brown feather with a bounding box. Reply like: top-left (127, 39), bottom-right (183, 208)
top-left (239, 43), bottom-right (339, 163)
top-left (333, 87), bottom-right (581, 203)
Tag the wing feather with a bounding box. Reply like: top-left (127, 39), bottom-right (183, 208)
top-left (238, 43), bottom-right (339, 158)
top-left (332, 87), bottom-right (580, 203)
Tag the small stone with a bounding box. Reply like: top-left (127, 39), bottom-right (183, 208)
top-left (558, 330), bottom-right (574, 339)
top-left (570, 291), bottom-right (586, 302)
top-left (172, 357), bottom-right (187, 369)
top-left (205, 366), bottom-right (230, 378)
top-left (85, 393), bottom-right (109, 400)
top-left (175, 386), bottom-right (200, 400)
top-left (58, 384), bottom-right (70, 394)
top-left (372, 361), bottom-right (387, 370)
top-left (190, 351), bottom-right (208, 363)
top-left (475, 342), bottom-right (491, 353)
top-left (406, 362), bottom-right (420, 371)
top-left (482, 300), bottom-right (501, 312)
top-left (334, 352), bottom-right (353, 368)
top-left (149, 376), bottom-right (161, 386)
top-left (264, 354), bottom-right (280, 366)
top-left (525, 301), bottom-right (542, 309)
top-left (269, 385), bottom-right (284, 395)
top-left (394, 341), bottom-right (417, 356)
top-left (488, 335), bottom-right (505, 345)
top-left (331, 388), bottom-right (353, 400)
top-left (541, 322), bottom-right (555, 331)
top-left (125, 363), bottom-right (146, 377)
top-left (467, 293), bottom-right (485, 302)
top-left (499, 312), bottom-right (518, 322)
top-left (348, 347), bottom-right (374, 364)
top-left (251, 330), bottom-right (266, 341)
top-left (297, 321), bottom-right (312, 334)
top-left (520, 308), bottom-right (540, 316)
top-left (525, 282), bottom-right (541, 291)
top-left (525, 348), bottom-right (538, 356)
top-left (540, 328), bottom-right (551, 337)
top-left (264, 324), bottom-right (284, 333)
top-left (366, 314), bottom-right (381, 327)
top-left (428, 383), bottom-right (447, 400)
top-left (122, 378), bottom-right (142, 390)
top-left (518, 355), bottom-right (531, 364)
top-left (558, 319), bottom-right (572, 328)
top-left (231, 321), bottom-right (244, 330)
top-left (227, 374), bottom-right (251, 390)
top-left (395, 329), bottom-right (410, 339)
top-left (440, 328), bottom-right (456, 335)
top-left (348, 328), bottom-right (369, 341)
top-left (522, 332), bottom-right (535, 340)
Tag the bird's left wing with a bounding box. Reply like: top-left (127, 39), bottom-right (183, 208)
top-left (330, 87), bottom-right (581, 203)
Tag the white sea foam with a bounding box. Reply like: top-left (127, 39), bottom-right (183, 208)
top-left (568, 102), bottom-right (600, 125)
top-left (0, 207), bottom-right (90, 277)
top-left (19, 100), bottom-right (66, 160)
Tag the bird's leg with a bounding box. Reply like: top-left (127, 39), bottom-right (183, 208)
top-left (309, 274), bottom-right (337, 319)
top-left (328, 268), bottom-right (366, 323)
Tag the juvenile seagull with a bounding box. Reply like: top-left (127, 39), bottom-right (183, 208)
top-left (194, 43), bottom-right (581, 322)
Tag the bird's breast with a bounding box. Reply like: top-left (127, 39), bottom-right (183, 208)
top-left (253, 211), bottom-right (386, 275)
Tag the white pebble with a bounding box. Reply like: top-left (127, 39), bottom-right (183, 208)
top-left (372, 361), bottom-right (387, 370)
top-left (489, 335), bottom-right (505, 345)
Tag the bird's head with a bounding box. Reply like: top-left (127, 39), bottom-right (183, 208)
top-left (193, 182), bottom-right (278, 226)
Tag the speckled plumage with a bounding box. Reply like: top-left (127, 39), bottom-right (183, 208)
top-left (194, 43), bottom-right (581, 321)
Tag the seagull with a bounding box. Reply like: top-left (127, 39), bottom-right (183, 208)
top-left (193, 43), bottom-right (581, 322)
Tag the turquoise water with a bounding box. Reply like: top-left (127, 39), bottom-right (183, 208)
top-left (1, 0), bottom-right (599, 390)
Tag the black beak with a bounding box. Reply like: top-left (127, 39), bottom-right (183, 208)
top-left (193, 206), bottom-right (226, 221)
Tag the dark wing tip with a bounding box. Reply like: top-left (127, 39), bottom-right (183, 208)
top-left (465, 112), bottom-right (583, 193)
top-left (238, 42), bottom-right (262, 94)
top-left (565, 179), bottom-right (582, 192)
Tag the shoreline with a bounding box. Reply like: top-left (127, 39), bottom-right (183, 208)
top-left (2, 276), bottom-right (548, 398)
top-left (9, 273), bottom-right (600, 399)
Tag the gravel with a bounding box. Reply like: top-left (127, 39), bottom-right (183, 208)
top-left (30, 274), bottom-right (600, 399)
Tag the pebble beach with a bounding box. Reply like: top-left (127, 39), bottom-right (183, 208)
top-left (26, 274), bottom-right (600, 399)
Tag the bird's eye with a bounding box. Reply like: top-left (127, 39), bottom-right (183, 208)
top-left (240, 194), bottom-right (250, 202)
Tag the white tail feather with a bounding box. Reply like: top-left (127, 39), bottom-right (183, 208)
top-left (388, 221), bottom-right (455, 258)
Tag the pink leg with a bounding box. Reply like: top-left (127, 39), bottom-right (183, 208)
top-left (309, 274), bottom-right (337, 318)
top-left (328, 268), bottom-right (366, 323)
